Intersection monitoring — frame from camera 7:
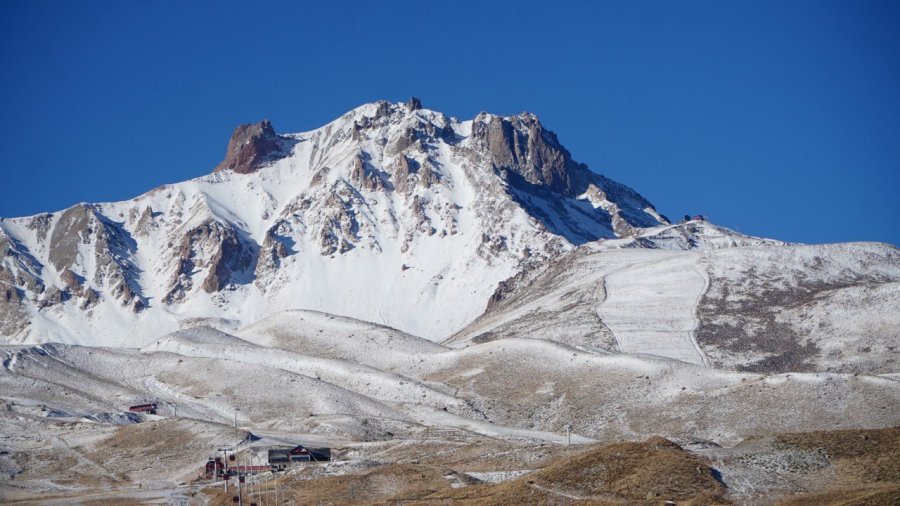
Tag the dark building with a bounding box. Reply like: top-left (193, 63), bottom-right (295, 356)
top-left (267, 449), bottom-right (290, 471)
top-left (128, 403), bottom-right (157, 414)
top-left (268, 445), bottom-right (330, 470)
top-left (204, 457), bottom-right (225, 479)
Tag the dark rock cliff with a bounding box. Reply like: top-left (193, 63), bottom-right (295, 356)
top-left (215, 120), bottom-right (290, 174)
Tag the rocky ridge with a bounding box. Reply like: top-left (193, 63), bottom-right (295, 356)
top-left (0, 99), bottom-right (667, 345)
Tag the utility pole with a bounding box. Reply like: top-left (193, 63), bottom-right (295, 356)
top-left (219, 447), bottom-right (234, 493)
top-left (250, 457), bottom-right (255, 505)
top-left (234, 407), bottom-right (239, 428)
top-left (239, 451), bottom-right (245, 506)
top-left (247, 452), bottom-right (253, 505)
top-left (565, 424), bottom-right (571, 446)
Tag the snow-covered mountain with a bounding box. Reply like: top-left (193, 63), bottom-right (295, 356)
top-left (0, 99), bottom-right (667, 345)
top-left (2, 99), bottom-right (899, 504)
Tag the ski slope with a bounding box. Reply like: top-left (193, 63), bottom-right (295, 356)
top-left (596, 252), bottom-right (710, 365)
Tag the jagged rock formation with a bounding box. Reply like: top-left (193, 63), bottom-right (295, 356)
top-left (47, 205), bottom-right (145, 311)
top-left (165, 219), bottom-right (254, 303)
top-left (0, 204), bottom-right (145, 321)
top-left (0, 230), bottom-right (41, 336)
top-left (214, 120), bottom-right (293, 174)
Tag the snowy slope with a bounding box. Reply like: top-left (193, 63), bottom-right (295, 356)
top-left (3, 302), bottom-right (898, 500)
top-left (447, 223), bottom-right (900, 373)
top-left (2, 324), bottom-right (897, 456)
top-left (0, 100), bottom-right (666, 346)
top-left (597, 252), bottom-right (710, 366)
top-left (696, 241), bottom-right (900, 373)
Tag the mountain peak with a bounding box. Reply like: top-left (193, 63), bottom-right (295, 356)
top-left (214, 119), bottom-right (289, 174)
top-left (0, 100), bottom-right (675, 344)
top-left (405, 96), bottom-right (422, 111)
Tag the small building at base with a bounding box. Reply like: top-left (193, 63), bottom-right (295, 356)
top-left (128, 403), bottom-right (158, 415)
top-left (268, 445), bottom-right (331, 471)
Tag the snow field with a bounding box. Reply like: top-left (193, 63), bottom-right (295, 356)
top-left (597, 252), bottom-right (710, 365)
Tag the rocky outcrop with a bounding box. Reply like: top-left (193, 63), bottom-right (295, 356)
top-left (389, 126), bottom-right (420, 155)
top-left (472, 113), bottom-right (586, 196)
top-left (349, 153), bottom-right (387, 192)
top-left (2, 212), bottom-right (129, 328)
top-left (24, 213), bottom-right (52, 243)
top-left (165, 220), bottom-right (254, 303)
top-left (202, 230), bottom-right (251, 293)
top-left (214, 120), bottom-right (291, 174)
top-left (133, 206), bottom-right (157, 236)
top-left (59, 268), bottom-right (81, 292)
top-left (47, 205), bottom-right (145, 311)
top-left (405, 96), bottom-right (422, 111)
top-left (580, 184), bottom-right (638, 237)
top-left (50, 268), bottom-right (98, 310)
top-left (0, 229), bottom-right (44, 336)
top-left (317, 192), bottom-right (360, 256)
top-left (392, 156), bottom-right (413, 195)
top-left (254, 221), bottom-right (293, 285)
top-left (467, 113), bottom-right (667, 241)
top-left (389, 156), bottom-right (440, 196)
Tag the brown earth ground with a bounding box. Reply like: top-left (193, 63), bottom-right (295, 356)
top-left (762, 428), bottom-right (900, 505)
top-left (202, 428), bottom-right (899, 506)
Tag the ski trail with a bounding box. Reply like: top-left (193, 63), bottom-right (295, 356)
top-left (596, 253), bottom-right (708, 366)
top-left (689, 254), bottom-right (712, 366)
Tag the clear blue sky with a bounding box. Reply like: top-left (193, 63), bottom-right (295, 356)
top-left (2, 1), bottom-right (898, 245)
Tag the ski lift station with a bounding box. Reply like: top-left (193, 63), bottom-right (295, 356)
top-left (203, 445), bottom-right (332, 479)
top-left (267, 445), bottom-right (332, 471)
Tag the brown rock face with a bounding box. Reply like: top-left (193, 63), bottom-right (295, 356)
top-left (214, 120), bottom-right (286, 174)
top-left (59, 268), bottom-right (82, 291)
top-left (45, 204), bottom-right (145, 311)
top-left (164, 220), bottom-right (253, 303)
top-left (349, 153), bottom-right (386, 192)
top-left (472, 114), bottom-right (587, 196)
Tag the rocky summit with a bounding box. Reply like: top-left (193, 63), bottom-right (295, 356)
top-left (214, 119), bottom-right (292, 174)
